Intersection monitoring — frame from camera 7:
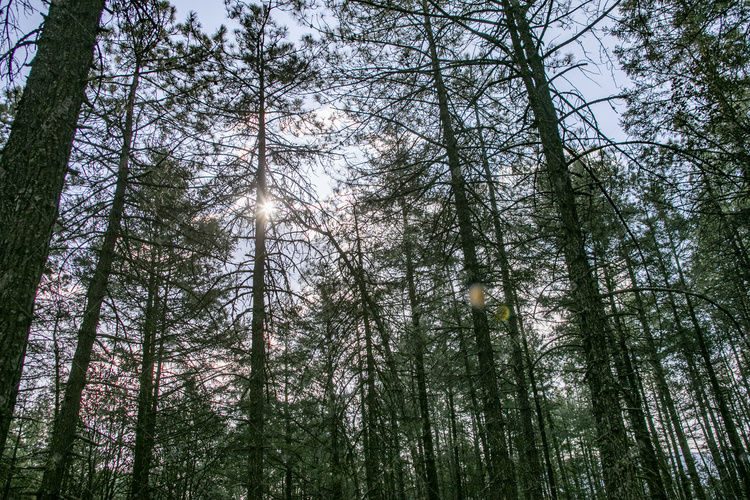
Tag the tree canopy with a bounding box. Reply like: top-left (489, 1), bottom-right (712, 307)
top-left (0, 0), bottom-right (749, 499)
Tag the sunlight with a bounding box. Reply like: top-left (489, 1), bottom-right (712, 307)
top-left (259, 199), bottom-right (276, 218)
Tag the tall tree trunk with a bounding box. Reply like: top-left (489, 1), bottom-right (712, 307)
top-left (519, 315), bottom-right (560, 500)
top-left (597, 247), bottom-right (669, 500)
top-left (665, 231), bottom-right (750, 495)
top-left (622, 249), bottom-right (706, 500)
top-left (475, 108), bottom-right (544, 499)
top-left (402, 206), bottom-right (441, 500)
top-left (422, 6), bottom-right (517, 498)
top-left (322, 288), bottom-right (344, 500)
top-left (0, 0), bottom-right (106, 452)
top-left (447, 387), bottom-right (465, 500)
top-left (247, 55), bottom-right (268, 500)
top-left (445, 271), bottom-right (489, 494)
top-left (130, 262), bottom-right (164, 500)
top-left (37, 68), bottom-right (139, 500)
top-left (649, 233), bottom-right (740, 496)
top-left (353, 209), bottom-right (383, 500)
top-left (496, 1), bottom-right (637, 496)
top-left (362, 305), bottom-right (381, 500)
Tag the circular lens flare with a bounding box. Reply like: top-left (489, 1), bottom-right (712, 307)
top-left (495, 304), bottom-right (510, 321)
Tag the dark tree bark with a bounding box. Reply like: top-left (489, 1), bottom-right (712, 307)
top-left (353, 209), bottom-right (383, 500)
top-left (0, 0), bottom-right (106, 452)
top-left (129, 261), bottom-right (161, 500)
top-left (321, 289), bottom-right (344, 500)
top-left (36, 68), bottom-right (139, 500)
top-left (447, 387), bottom-right (465, 500)
top-left (422, 6), bottom-right (517, 498)
top-left (475, 108), bottom-right (544, 500)
top-left (402, 206), bottom-right (440, 500)
top-left (622, 249), bottom-right (707, 500)
top-left (597, 250), bottom-right (669, 500)
top-left (666, 233), bottom-right (750, 496)
top-left (495, 1), bottom-right (638, 496)
top-left (247, 62), bottom-right (268, 500)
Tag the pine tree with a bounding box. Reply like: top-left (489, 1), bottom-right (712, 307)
top-left (0, 0), bottom-right (106, 453)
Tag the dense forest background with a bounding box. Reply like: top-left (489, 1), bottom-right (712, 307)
top-left (1, 0), bottom-right (749, 498)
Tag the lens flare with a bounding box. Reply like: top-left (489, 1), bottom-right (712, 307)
top-left (495, 304), bottom-right (510, 321)
top-left (468, 283), bottom-right (486, 308)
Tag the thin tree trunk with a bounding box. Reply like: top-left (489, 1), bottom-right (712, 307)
top-left (445, 266), bottom-right (489, 493)
top-left (130, 262), bottom-right (164, 500)
top-left (447, 387), bottom-right (465, 500)
top-left (363, 305), bottom-right (381, 500)
top-left (402, 206), bottom-right (440, 500)
top-left (666, 232), bottom-right (750, 495)
top-left (351, 208), bottom-right (383, 500)
top-left (247, 53), bottom-right (268, 500)
top-left (598, 250), bottom-right (668, 500)
top-left (422, 7), bottom-right (516, 498)
top-left (322, 288), bottom-right (344, 500)
top-left (37, 68), bottom-right (139, 500)
top-left (521, 323), bottom-right (560, 500)
top-left (623, 249), bottom-right (706, 500)
top-left (475, 107), bottom-right (544, 500)
top-left (650, 236), bottom-right (738, 496)
top-left (0, 0), bottom-right (106, 451)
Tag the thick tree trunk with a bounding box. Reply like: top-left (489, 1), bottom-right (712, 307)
top-left (0, 0), bottom-right (106, 452)
top-left (497, 1), bottom-right (637, 497)
top-left (36, 68), bottom-right (139, 500)
top-left (422, 7), bottom-right (517, 498)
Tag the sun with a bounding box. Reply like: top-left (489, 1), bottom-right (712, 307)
top-left (259, 199), bottom-right (276, 218)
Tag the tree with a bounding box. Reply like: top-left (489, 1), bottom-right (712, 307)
top-left (0, 0), bottom-right (106, 453)
top-left (33, 4), bottom-right (219, 496)
top-left (218, 3), bottom-right (318, 497)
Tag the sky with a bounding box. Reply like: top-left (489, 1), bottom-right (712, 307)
top-left (173, 0), bottom-right (230, 33)
top-left (3, 0), bottom-right (627, 145)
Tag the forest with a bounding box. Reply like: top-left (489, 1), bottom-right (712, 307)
top-left (0, 0), bottom-right (749, 498)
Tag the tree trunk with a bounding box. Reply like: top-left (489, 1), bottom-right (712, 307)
top-left (422, 7), bottom-right (517, 498)
top-left (622, 248), bottom-right (706, 500)
top-left (130, 261), bottom-right (163, 500)
top-left (247, 54), bottom-right (268, 500)
top-left (36, 67), bottom-right (139, 500)
top-left (497, 1), bottom-right (637, 496)
top-left (322, 288), bottom-right (344, 500)
top-left (519, 316), bottom-right (560, 500)
top-left (475, 108), bottom-right (544, 500)
top-left (402, 206), bottom-right (441, 500)
top-left (353, 210), bottom-right (383, 500)
top-left (362, 306), bottom-right (381, 500)
top-left (598, 248), bottom-right (669, 500)
top-left (0, 0), bottom-right (106, 452)
top-left (447, 387), bottom-right (465, 500)
top-left (666, 232), bottom-right (750, 495)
